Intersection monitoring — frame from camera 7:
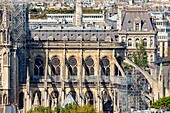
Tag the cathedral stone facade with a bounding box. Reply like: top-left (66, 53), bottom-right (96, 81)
top-left (0, 1), bottom-right (170, 113)
top-left (20, 27), bottom-right (126, 113)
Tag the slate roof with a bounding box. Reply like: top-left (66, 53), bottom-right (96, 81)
top-left (121, 6), bottom-right (154, 32)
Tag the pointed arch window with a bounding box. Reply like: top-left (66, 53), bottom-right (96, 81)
top-left (34, 56), bottom-right (44, 76)
top-left (85, 91), bottom-right (93, 105)
top-left (101, 57), bottom-right (110, 76)
top-left (85, 57), bottom-right (94, 76)
top-left (19, 92), bottom-right (24, 109)
top-left (68, 57), bottom-right (77, 76)
top-left (51, 56), bottom-right (60, 76)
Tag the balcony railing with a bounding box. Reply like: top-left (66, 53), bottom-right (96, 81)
top-left (31, 75), bottom-right (61, 82)
top-left (110, 76), bottom-right (126, 85)
top-left (30, 75), bottom-right (44, 82)
top-left (30, 75), bottom-right (127, 85)
top-left (99, 75), bottom-right (110, 82)
top-left (83, 75), bottom-right (97, 83)
top-left (67, 75), bottom-right (78, 82)
top-left (47, 75), bottom-right (61, 82)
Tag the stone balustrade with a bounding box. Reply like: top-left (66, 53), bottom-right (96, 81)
top-left (30, 75), bottom-right (129, 85)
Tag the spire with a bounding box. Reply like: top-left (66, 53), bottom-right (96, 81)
top-left (1, 0), bottom-right (8, 29)
top-left (1, 0), bottom-right (9, 43)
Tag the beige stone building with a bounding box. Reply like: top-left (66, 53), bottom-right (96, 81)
top-left (21, 27), bottom-right (126, 113)
top-left (0, 1), bottom-right (170, 113)
top-left (117, 6), bottom-right (157, 64)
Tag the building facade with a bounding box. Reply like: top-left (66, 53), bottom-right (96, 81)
top-left (118, 6), bottom-right (157, 63)
top-left (20, 27), bottom-right (127, 113)
top-left (0, 1), bottom-right (170, 113)
top-left (150, 11), bottom-right (170, 58)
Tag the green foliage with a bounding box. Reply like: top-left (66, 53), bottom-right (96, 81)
top-left (55, 103), bottom-right (100, 113)
top-left (30, 14), bottom-right (47, 19)
top-left (75, 103), bottom-right (98, 113)
top-left (132, 39), bottom-right (148, 69)
top-left (123, 62), bottom-right (131, 69)
top-left (28, 103), bottom-right (100, 113)
top-left (151, 96), bottom-right (170, 111)
top-left (44, 9), bottom-right (75, 14)
top-left (82, 9), bottom-right (103, 14)
top-left (27, 106), bottom-right (53, 113)
top-left (29, 8), bottom-right (42, 13)
top-left (44, 3), bottom-right (47, 7)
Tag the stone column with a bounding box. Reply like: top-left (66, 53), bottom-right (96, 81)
top-left (26, 59), bottom-right (31, 112)
top-left (97, 46), bottom-right (102, 112)
top-left (61, 43), bottom-right (66, 105)
top-left (112, 50), bottom-right (115, 76)
top-left (78, 44), bottom-right (83, 106)
top-left (12, 50), bottom-right (17, 104)
top-left (44, 46), bottom-right (49, 107)
top-left (113, 90), bottom-right (116, 113)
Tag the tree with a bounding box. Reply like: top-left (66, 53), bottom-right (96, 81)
top-left (27, 106), bottom-right (53, 113)
top-left (151, 96), bottom-right (170, 111)
top-left (27, 103), bottom-right (101, 113)
top-left (54, 103), bottom-right (99, 113)
top-left (132, 39), bottom-right (148, 69)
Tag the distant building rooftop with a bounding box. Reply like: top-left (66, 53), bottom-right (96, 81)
top-left (31, 26), bottom-right (111, 31)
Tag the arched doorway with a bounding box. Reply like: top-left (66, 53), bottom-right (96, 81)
top-left (102, 90), bottom-right (113, 113)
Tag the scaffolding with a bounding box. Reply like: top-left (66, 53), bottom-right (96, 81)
top-left (0, 0), bottom-right (28, 82)
top-left (114, 73), bottom-right (150, 112)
